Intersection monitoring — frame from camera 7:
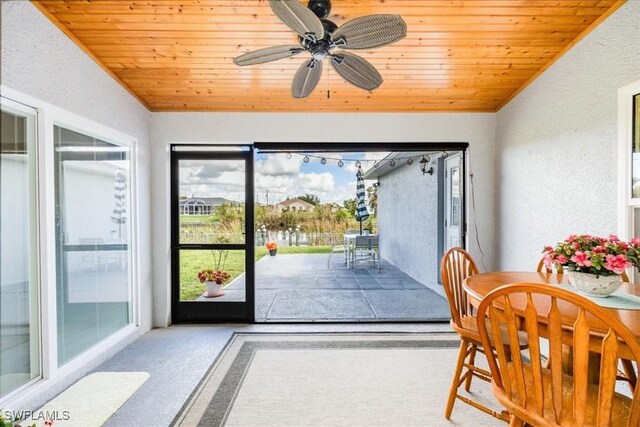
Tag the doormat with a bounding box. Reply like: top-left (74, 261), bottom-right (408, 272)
top-left (36, 371), bottom-right (149, 426)
top-left (173, 333), bottom-right (503, 426)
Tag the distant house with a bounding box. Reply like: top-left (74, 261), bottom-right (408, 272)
top-left (274, 198), bottom-right (315, 213)
top-left (179, 196), bottom-right (238, 215)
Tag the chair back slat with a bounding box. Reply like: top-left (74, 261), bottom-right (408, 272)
top-left (440, 247), bottom-right (478, 327)
top-left (487, 305), bottom-right (511, 396)
top-left (597, 330), bottom-right (618, 427)
top-left (503, 297), bottom-right (528, 406)
top-left (547, 298), bottom-right (565, 424)
top-left (573, 308), bottom-right (590, 426)
top-left (524, 294), bottom-right (545, 414)
top-left (476, 284), bottom-right (640, 427)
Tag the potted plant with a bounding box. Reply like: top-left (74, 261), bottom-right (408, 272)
top-left (198, 269), bottom-right (231, 297)
top-left (265, 241), bottom-right (278, 256)
top-left (542, 234), bottom-right (640, 296)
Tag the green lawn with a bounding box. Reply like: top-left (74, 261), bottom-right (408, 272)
top-left (179, 245), bottom-right (331, 301)
top-left (180, 214), bottom-right (219, 223)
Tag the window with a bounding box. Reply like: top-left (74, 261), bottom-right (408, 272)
top-left (54, 125), bottom-right (133, 365)
top-left (0, 100), bottom-right (40, 398)
top-left (632, 94), bottom-right (640, 198)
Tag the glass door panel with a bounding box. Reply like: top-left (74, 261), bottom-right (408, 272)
top-left (54, 126), bottom-right (132, 365)
top-left (0, 99), bottom-right (40, 398)
top-left (178, 159), bottom-right (246, 244)
top-left (171, 149), bottom-right (254, 323)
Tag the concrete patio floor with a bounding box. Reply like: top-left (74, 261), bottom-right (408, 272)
top-left (199, 254), bottom-right (451, 322)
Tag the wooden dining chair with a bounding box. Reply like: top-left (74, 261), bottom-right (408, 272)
top-left (536, 257), bottom-right (637, 391)
top-left (477, 283), bottom-right (640, 427)
top-left (441, 247), bottom-right (525, 422)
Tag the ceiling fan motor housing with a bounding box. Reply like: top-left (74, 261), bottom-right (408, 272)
top-left (298, 18), bottom-right (337, 56)
top-left (307, 0), bottom-right (331, 19)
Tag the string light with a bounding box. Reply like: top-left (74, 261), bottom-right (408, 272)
top-left (259, 151), bottom-right (445, 167)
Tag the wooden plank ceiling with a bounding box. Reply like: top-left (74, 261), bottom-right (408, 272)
top-left (33, 0), bottom-right (623, 112)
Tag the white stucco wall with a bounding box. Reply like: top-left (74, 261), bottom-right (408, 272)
top-left (151, 112), bottom-right (497, 326)
top-left (376, 159), bottom-right (440, 285)
top-left (496, 1), bottom-right (640, 270)
top-left (1, 1), bottom-right (152, 332)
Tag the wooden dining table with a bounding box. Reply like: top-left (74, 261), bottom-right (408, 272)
top-left (463, 271), bottom-right (640, 383)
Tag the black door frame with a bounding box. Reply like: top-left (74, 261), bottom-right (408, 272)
top-left (170, 146), bottom-right (255, 323)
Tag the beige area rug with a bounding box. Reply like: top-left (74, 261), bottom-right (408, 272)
top-left (37, 371), bottom-right (149, 426)
top-left (173, 333), bottom-right (504, 427)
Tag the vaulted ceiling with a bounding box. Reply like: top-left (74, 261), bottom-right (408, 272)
top-left (33, 0), bottom-right (624, 112)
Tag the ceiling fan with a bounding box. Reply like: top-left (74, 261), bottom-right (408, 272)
top-left (233, 0), bottom-right (407, 99)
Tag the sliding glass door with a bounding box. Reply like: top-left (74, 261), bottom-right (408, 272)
top-left (171, 147), bottom-right (254, 322)
top-left (54, 125), bottom-right (133, 365)
top-left (0, 98), bottom-right (40, 398)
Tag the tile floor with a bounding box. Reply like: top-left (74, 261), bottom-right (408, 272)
top-left (198, 254), bottom-right (450, 321)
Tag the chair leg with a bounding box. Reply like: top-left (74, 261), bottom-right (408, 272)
top-left (445, 339), bottom-right (469, 419)
top-left (509, 415), bottom-right (524, 427)
top-left (465, 344), bottom-right (477, 392)
top-left (621, 359), bottom-right (637, 392)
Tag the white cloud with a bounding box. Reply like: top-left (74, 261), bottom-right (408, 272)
top-left (256, 153), bottom-right (300, 177)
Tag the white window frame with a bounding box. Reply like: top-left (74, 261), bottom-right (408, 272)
top-left (0, 86), bottom-right (140, 409)
top-left (617, 81), bottom-right (640, 284)
top-left (0, 96), bottom-right (41, 404)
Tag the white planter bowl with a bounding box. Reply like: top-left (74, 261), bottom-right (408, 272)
top-left (567, 270), bottom-right (621, 297)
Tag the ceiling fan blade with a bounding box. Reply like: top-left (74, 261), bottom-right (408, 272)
top-left (292, 59), bottom-right (323, 99)
top-left (332, 14), bottom-right (407, 50)
top-left (269, 0), bottom-right (324, 41)
top-left (330, 52), bottom-right (382, 91)
top-left (233, 45), bottom-right (304, 66)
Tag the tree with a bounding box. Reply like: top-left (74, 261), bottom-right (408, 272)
top-left (298, 193), bottom-right (320, 206)
top-left (343, 198), bottom-right (356, 216)
top-left (367, 185), bottom-right (378, 213)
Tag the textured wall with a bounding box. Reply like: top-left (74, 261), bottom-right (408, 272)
top-left (496, 1), bottom-right (640, 270)
top-left (151, 112), bottom-right (496, 326)
top-left (377, 159), bottom-right (439, 285)
top-left (1, 2), bottom-right (153, 329)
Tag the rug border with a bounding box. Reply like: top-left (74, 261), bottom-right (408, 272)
top-left (170, 331), bottom-right (458, 426)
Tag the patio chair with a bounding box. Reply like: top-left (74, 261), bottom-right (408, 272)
top-left (327, 241), bottom-right (347, 268)
top-left (350, 235), bottom-right (379, 271)
top-left (441, 247), bottom-right (526, 422)
top-left (477, 283), bottom-right (640, 426)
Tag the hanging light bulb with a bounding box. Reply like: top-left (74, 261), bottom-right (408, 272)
top-left (407, 157), bottom-right (413, 165)
top-left (425, 155), bottom-right (431, 163)
top-left (355, 161), bottom-right (361, 168)
top-left (442, 151), bottom-right (449, 159)
top-left (303, 155), bottom-right (310, 163)
top-left (320, 157), bottom-right (327, 165)
top-left (337, 159), bottom-right (344, 167)
top-left (285, 152), bottom-right (292, 159)
top-left (389, 159), bottom-right (396, 167)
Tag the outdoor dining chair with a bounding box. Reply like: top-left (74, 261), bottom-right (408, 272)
top-left (441, 247), bottom-right (527, 422)
top-left (477, 283), bottom-right (640, 426)
top-left (350, 235), bottom-right (379, 271)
